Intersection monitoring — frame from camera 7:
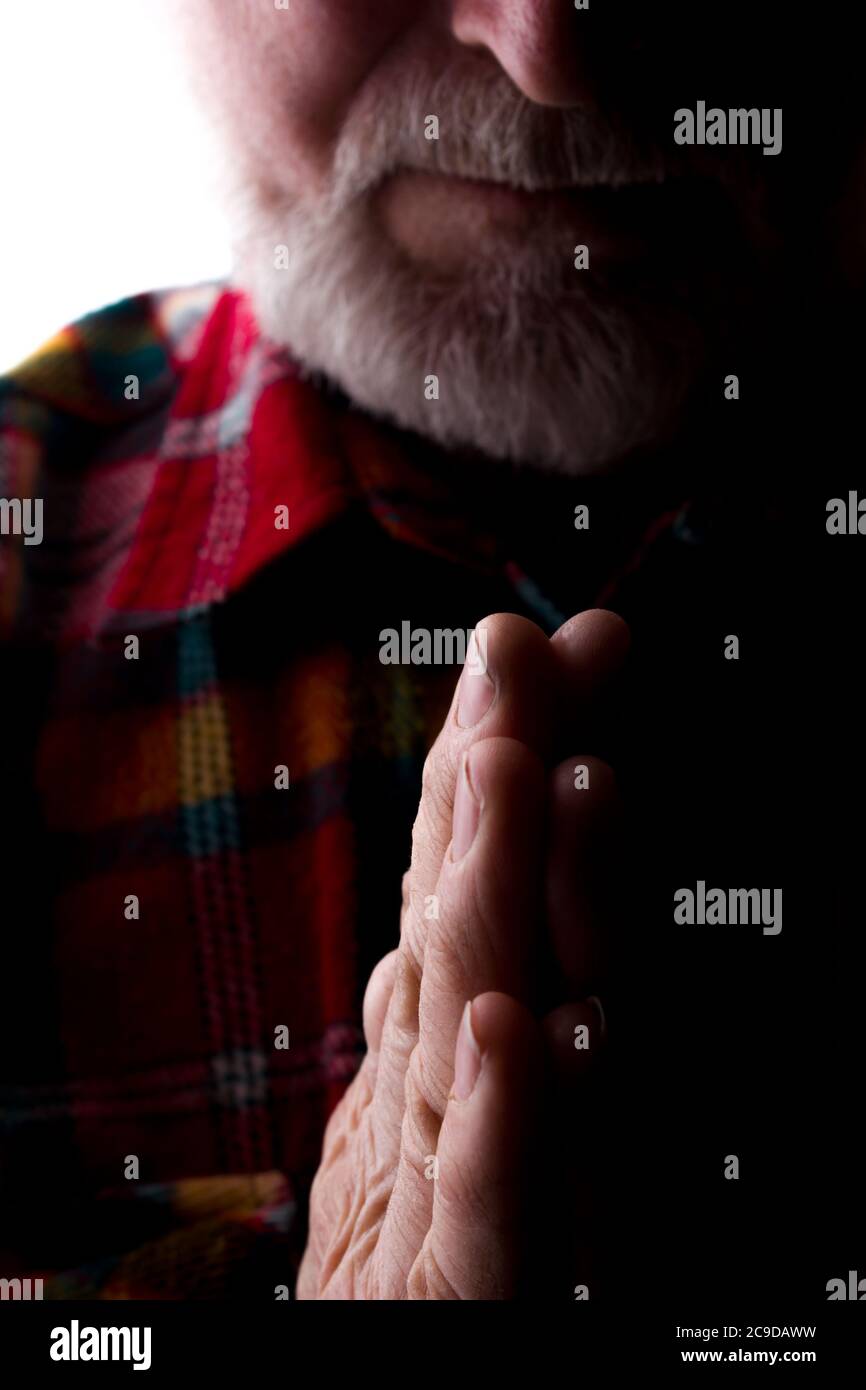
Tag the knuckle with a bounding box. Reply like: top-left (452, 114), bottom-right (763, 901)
top-left (315, 1061), bottom-right (373, 1173)
top-left (420, 744), bottom-right (440, 800)
top-left (398, 875), bottom-right (427, 958)
top-left (426, 875), bottom-right (489, 982)
top-left (407, 1000), bottom-right (455, 1115)
top-left (407, 1237), bottom-right (461, 1300)
top-left (383, 941), bottom-right (422, 1037)
top-left (400, 869), bottom-right (412, 914)
top-left (403, 1043), bottom-right (445, 1154)
top-left (419, 739), bottom-right (456, 828)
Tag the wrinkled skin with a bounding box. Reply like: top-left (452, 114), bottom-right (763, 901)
top-left (297, 610), bottom-right (628, 1299)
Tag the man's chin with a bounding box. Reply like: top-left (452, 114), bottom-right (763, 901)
top-left (233, 199), bottom-right (707, 476)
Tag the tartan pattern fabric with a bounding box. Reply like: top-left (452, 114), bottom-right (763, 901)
top-left (0, 283), bottom-right (690, 1298)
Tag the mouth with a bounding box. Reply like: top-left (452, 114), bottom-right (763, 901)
top-left (374, 167), bottom-right (741, 272)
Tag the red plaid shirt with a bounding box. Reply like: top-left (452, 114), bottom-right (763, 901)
top-left (0, 282), bottom-right (696, 1298)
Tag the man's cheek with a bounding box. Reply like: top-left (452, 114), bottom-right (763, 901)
top-left (228, 7), bottom-right (407, 167)
top-left (262, 0), bottom-right (411, 100)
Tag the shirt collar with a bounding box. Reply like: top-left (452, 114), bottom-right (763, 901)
top-left (105, 286), bottom-right (506, 631)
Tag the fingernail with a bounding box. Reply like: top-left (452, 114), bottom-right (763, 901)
top-left (450, 754), bottom-right (480, 862)
top-left (452, 999), bottom-right (482, 1101)
top-left (456, 638), bottom-right (494, 728)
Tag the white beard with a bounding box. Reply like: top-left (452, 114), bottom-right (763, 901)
top-left (227, 59), bottom-right (712, 475)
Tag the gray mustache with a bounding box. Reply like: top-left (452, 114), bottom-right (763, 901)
top-left (333, 61), bottom-right (685, 201)
top-left (330, 56), bottom-right (761, 209)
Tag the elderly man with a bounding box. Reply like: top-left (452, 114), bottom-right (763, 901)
top-left (0, 1), bottom-right (863, 1307)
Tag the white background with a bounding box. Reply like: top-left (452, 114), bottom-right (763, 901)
top-left (0, 0), bottom-right (231, 372)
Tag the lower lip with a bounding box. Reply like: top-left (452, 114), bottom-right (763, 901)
top-left (375, 169), bottom-right (656, 265)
